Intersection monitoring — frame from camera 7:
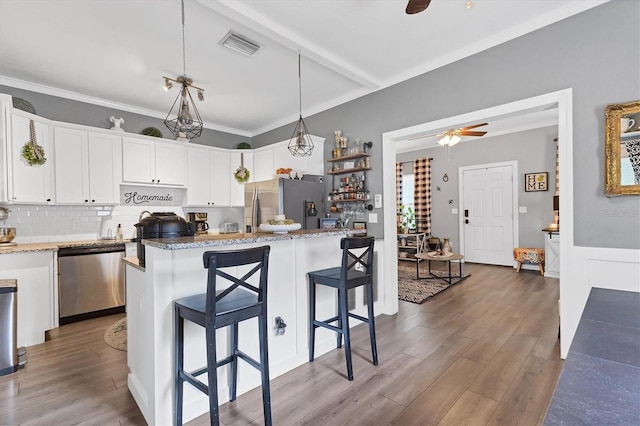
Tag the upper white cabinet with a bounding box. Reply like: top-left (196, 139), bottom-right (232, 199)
top-left (8, 112), bottom-right (55, 204)
top-left (253, 148), bottom-right (274, 182)
top-left (122, 136), bottom-right (185, 186)
top-left (230, 151), bottom-right (253, 206)
top-left (54, 127), bottom-right (122, 204)
top-left (186, 146), bottom-right (251, 207)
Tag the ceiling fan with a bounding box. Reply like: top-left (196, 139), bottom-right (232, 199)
top-left (406, 0), bottom-right (431, 14)
top-left (406, 0), bottom-right (473, 15)
top-left (409, 123), bottom-right (488, 147)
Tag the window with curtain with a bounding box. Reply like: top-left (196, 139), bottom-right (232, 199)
top-left (413, 157), bottom-right (431, 235)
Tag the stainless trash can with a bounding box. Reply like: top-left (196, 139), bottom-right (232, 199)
top-left (0, 279), bottom-right (18, 377)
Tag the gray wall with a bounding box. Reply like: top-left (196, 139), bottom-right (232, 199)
top-left (253, 1), bottom-right (640, 249)
top-left (397, 126), bottom-right (558, 252)
top-left (0, 84), bottom-right (250, 149)
top-left (2, 1), bottom-right (638, 248)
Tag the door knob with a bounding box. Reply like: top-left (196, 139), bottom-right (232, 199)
top-left (465, 219), bottom-right (470, 224)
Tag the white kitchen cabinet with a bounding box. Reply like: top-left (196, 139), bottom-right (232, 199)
top-left (122, 136), bottom-right (185, 186)
top-left (210, 149), bottom-right (231, 206)
top-left (54, 127), bottom-right (122, 204)
top-left (253, 148), bottom-right (274, 182)
top-left (0, 94), bottom-right (11, 203)
top-left (186, 147), bottom-right (252, 207)
top-left (0, 251), bottom-right (56, 347)
top-left (8, 112), bottom-right (55, 204)
top-left (230, 151), bottom-right (253, 206)
top-left (544, 231), bottom-right (560, 278)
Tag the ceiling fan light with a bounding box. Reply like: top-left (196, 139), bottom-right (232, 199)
top-left (466, 0), bottom-right (472, 10)
top-left (448, 135), bottom-right (462, 146)
top-left (163, 78), bottom-right (173, 91)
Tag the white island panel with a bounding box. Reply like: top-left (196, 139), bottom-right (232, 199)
top-left (125, 231), bottom-right (388, 425)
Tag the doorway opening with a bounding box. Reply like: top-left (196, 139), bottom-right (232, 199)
top-left (381, 89), bottom-right (573, 357)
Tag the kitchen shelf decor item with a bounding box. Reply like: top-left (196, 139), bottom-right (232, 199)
top-left (259, 222), bottom-right (301, 234)
top-left (141, 127), bottom-right (163, 138)
top-left (288, 50), bottom-right (314, 157)
top-left (163, 0), bottom-right (205, 141)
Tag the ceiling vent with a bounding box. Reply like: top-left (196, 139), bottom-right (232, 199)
top-left (219, 31), bottom-right (261, 56)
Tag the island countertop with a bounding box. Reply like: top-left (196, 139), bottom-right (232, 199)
top-left (141, 228), bottom-right (354, 250)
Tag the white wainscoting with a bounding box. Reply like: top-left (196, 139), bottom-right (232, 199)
top-left (560, 246), bottom-right (640, 358)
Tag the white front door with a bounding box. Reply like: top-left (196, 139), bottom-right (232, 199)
top-left (461, 163), bottom-right (515, 266)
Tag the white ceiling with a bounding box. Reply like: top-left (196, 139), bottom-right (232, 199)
top-left (0, 0), bottom-right (607, 137)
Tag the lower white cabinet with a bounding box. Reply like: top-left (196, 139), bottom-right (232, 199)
top-left (54, 126), bottom-right (121, 204)
top-left (9, 112), bottom-right (55, 203)
top-left (0, 251), bottom-right (56, 347)
top-left (544, 231), bottom-right (560, 278)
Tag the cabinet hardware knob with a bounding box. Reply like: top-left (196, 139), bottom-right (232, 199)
top-left (46, 198), bottom-right (51, 202)
top-left (92, 200), bottom-right (95, 203)
top-left (85, 200), bottom-right (89, 203)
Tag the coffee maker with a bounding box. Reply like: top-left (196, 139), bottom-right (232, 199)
top-left (186, 212), bottom-right (209, 235)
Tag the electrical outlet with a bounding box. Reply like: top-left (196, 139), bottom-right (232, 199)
top-left (374, 194), bottom-right (382, 208)
top-left (451, 208), bottom-right (458, 214)
top-left (368, 213), bottom-right (378, 223)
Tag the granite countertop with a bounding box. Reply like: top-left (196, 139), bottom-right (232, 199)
top-left (0, 238), bottom-right (132, 254)
top-left (142, 228), bottom-right (355, 250)
top-left (544, 288), bottom-right (640, 424)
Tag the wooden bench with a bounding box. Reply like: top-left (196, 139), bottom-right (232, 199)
top-left (513, 248), bottom-right (545, 276)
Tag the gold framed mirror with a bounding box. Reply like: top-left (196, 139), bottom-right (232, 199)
top-left (605, 100), bottom-right (640, 196)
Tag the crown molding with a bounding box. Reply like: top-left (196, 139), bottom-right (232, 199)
top-left (0, 76), bottom-right (252, 137)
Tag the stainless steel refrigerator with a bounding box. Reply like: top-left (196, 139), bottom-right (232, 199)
top-left (244, 178), bottom-right (325, 231)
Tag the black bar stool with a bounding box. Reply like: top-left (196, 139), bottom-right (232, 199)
top-left (174, 246), bottom-right (272, 426)
top-left (307, 236), bottom-right (378, 381)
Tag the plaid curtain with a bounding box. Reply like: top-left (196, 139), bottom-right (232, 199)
top-left (396, 162), bottom-right (403, 224)
top-left (413, 157), bottom-right (431, 235)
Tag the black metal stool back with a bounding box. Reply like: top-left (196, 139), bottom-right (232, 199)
top-left (308, 236), bottom-right (378, 381)
top-left (174, 245), bottom-right (271, 426)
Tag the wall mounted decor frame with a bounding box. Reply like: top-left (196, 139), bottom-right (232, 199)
top-left (605, 100), bottom-right (640, 196)
top-left (524, 172), bottom-right (548, 192)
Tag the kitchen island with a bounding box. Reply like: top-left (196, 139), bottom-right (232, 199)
top-left (124, 229), bottom-right (386, 425)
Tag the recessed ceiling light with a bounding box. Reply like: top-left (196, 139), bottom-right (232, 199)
top-left (219, 31), bottom-right (261, 56)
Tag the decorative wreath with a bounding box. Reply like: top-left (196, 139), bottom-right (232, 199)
top-left (234, 166), bottom-right (250, 183)
top-left (21, 120), bottom-right (47, 166)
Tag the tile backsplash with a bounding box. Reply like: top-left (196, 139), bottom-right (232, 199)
top-left (1, 204), bottom-right (244, 243)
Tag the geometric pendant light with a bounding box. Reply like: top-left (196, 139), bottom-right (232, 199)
top-left (163, 0), bottom-right (204, 140)
top-left (288, 50), bottom-right (314, 157)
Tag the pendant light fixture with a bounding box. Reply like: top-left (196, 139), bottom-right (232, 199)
top-left (163, 0), bottom-right (204, 141)
top-left (288, 50), bottom-right (314, 157)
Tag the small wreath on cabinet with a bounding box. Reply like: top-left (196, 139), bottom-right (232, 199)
top-left (234, 166), bottom-right (251, 183)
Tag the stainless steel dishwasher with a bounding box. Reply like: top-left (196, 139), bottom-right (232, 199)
top-left (58, 244), bottom-right (126, 325)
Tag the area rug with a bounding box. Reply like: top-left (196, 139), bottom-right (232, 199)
top-left (104, 317), bottom-right (127, 351)
top-left (398, 263), bottom-right (470, 304)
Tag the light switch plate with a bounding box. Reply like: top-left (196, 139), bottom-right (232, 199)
top-left (519, 206), bottom-right (528, 213)
top-left (368, 213), bottom-right (378, 223)
top-left (374, 194), bottom-right (382, 208)
top-left (451, 208), bottom-right (458, 214)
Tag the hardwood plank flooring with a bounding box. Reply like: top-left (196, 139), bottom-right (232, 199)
top-left (0, 263), bottom-right (561, 425)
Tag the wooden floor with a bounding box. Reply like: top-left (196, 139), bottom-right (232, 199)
top-left (0, 263), bottom-right (561, 425)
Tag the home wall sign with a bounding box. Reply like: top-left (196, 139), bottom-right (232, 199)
top-left (524, 172), bottom-right (548, 192)
top-left (120, 185), bottom-right (185, 206)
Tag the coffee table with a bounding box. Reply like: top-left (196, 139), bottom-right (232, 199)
top-left (414, 252), bottom-right (464, 284)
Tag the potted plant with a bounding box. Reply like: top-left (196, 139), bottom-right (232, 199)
top-left (400, 205), bottom-right (415, 234)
